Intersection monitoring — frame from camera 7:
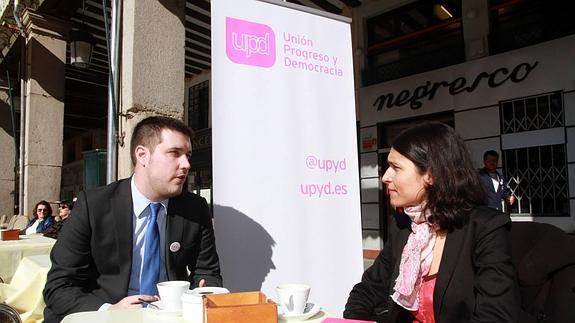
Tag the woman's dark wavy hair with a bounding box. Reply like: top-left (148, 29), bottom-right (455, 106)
top-left (391, 122), bottom-right (485, 231)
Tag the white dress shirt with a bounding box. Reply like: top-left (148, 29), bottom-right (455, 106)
top-left (128, 177), bottom-right (169, 295)
top-left (25, 219), bottom-right (42, 235)
top-left (489, 172), bottom-right (501, 192)
top-left (99, 177), bottom-right (169, 310)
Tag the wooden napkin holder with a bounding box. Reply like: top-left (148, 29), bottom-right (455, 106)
top-left (204, 291), bottom-right (277, 323)
top-left (1, 229), bottom-right (19, 241)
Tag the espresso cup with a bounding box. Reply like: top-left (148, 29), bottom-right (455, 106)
top-left (157, 280), bottom-right (191, 310)
top-left (276, 283), bottom-right (311, 315)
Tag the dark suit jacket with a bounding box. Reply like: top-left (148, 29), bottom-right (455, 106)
top-left (43, 178), bottom-right (222, 323)
top-left (43, 217), bottom-right (68, 239)
top-left (478, 168), bottom-right (509, 211)
top-left (344, 206), bottom-right (520, 323)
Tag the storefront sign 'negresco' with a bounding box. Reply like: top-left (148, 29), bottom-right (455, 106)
top-left (373, 61), bottom-right (539, 110)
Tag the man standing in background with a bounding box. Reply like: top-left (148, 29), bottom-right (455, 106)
top-left (479, 150), bottom-right (515, 211)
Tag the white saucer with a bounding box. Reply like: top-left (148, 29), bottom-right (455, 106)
top-left (145, 300), bottom-right (182, 316)
top-left (278, 303), bottom-right (321, 321)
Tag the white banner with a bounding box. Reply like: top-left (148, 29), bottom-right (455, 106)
top-left (211, 0), bottom-right (363, 314)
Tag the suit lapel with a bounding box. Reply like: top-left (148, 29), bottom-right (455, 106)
top-left (496, 171), bottom-right (504, 194)
top-left (166, 197), bottom-right (185, 279)
top-left (112, 179), bottom-right (134, 290)
top-left (479, 169), bottom-right (496, 193)
top-left (434, 223), bottom-right (467, 319)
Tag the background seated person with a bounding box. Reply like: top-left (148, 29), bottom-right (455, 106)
top-left (44, 200), bottom-right (73, 239)
top-left (23, 200), bottom-right (55, 235)
top-left (344, 122), bottom-right (519, 323)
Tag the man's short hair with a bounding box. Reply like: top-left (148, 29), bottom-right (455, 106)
top-left (130, 116), bottom-right (194, 165)
top-left (483, 150), bottom-right (499, 160)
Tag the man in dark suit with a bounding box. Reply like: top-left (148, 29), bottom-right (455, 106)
top-left (43, 116), bottom-right (222, 322)
top-left (478, 150), bottom-right (515, 211)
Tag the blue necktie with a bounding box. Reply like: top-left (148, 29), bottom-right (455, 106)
top-left (140, 203), bottom-right (161, 295)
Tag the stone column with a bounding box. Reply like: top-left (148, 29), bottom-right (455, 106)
top-left (118, 0), bottom-right (186, 179)
top-left (0, 85), bottom-right (16, 219)
top-left (21, 10), bottom-right (68, 216)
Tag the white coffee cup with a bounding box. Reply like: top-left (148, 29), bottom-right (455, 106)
top-left (157, 280), bottom-right (191, 310)
top-left (181, 287), bottom-right (229, 323)
top-left (276, 283), bottom-right (311, 315)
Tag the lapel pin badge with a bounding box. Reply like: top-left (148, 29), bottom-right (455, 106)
top-left (169, 242), bottom-right (181, 253)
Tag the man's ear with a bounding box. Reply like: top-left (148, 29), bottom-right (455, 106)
top-left (134, 145), bottom-right (150, 166)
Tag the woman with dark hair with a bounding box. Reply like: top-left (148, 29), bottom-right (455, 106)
top-left (24, 200), bottom-right (55, 235)
top-left (344, 122), bottom-right (519, 323)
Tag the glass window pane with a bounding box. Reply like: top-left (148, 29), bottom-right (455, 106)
top-left (513, 100), bottom-right (525, 132)
top-left (188, 81), bottom-right (210, 130)
top-left (500, 92), bottom-right (564, 133)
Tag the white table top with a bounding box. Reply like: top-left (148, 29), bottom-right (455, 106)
top-left (0, 234), bottom-right (56, 283)
top-left (62, 309), bottom-right (183, 323)
top-left (61, 307), bottom-right (330, 323)
top-left (0, 254), bottom-right (52, 323)
top-left (0, 233), bottom-right (56, 246)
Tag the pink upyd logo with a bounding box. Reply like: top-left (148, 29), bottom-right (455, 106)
top-left (226, 17), bottom-right (275, 68)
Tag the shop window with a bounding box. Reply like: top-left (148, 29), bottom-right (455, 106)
top-left (500, 91), bottom-right (563, 134)
top-left (363, 0), bottom-right (464, 86)
top-left (503, 145), bottom-right (569, 216)
top-left (500, 92), bottom-right (569, 216)
top-left (489, 0), bottom-right (575, 55)
top-left (187, 168), bottom-right (212, 205)
top-left (64, 142), bottom-right (76, 164)
top-left (188, 81), bottom-right (209, 131)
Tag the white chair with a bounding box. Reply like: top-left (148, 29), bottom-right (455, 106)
top-left (0, 214), bottom-right (7, 229)
top-left (6, 215), bottom-right (17, 229)
top-left (7, 216), bottom-right (28, 231)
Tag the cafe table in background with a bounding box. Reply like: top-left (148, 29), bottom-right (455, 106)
top-left (0, 234), bottom-right (56, 283)
top-left (61, 307), bottom-right (330, 323)
top-left (0, 254), bottom-right (52, 323)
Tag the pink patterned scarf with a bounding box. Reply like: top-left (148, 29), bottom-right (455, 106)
top-left (391, 204), bottom-right (436, 311)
